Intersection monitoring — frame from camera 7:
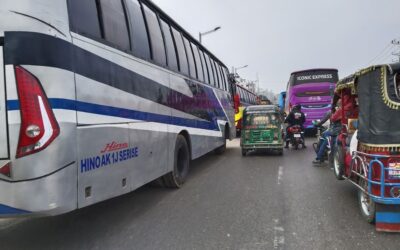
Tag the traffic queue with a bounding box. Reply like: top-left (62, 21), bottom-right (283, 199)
top-left (237, 63), bottom-right (400, 232)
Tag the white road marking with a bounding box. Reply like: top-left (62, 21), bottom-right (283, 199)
top-left (273, 219), bottom-right (285, 249)
top-left (277, 166), bottom-right (284, 185)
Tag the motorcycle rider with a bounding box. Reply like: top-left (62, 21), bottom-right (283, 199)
top-left (284, 104), bottom-right (306, 148)
top-left (313, 101), bottom-right (342, 164)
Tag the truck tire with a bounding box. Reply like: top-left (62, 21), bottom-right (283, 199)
top-left (163, 135), bottom-right (190, 188)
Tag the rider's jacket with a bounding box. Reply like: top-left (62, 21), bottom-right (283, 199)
top-left (330, 108), bottom-right (342, 135)
top-left (285, 109), bottom-right (306, 127)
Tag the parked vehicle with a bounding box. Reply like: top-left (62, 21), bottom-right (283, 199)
top-left (285, 69), bottom-right (338, 133)
top-left (232, 83), bottom-right (258, 136)
top-left (333, 64), bottom-right (400, 232)
top-left (241, 105), bottom-right (284, 156)
top-left (0, 0), bottom-right (235, 217)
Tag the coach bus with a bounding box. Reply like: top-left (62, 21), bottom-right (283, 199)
top-left (0, 0), bottom-right (235, 216)
top-left (232, 83), bottom-right (258, 135)
top-left (285, 69), bottom-right (338, 131)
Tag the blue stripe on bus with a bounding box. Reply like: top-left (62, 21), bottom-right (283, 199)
top-left (7, 99), bottom-right (219, 131)
top-left (0, 203), bottom-right (30, 215)
top-left (376, 212), bottom-right (400, 223)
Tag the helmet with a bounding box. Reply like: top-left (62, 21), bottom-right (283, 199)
top-left (293, 104), bottom-right (302, 111)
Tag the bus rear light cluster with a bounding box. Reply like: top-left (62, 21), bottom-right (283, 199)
top-left (234, 94), bottom-right (240, 113)
top-left (15, 66), bottom-right (60, 158)
top-left (0, 162), bottom-right (11, 177)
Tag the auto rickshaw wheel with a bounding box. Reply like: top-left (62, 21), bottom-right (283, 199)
top-left (241, 148), bottom-right (247, 157)
top-left (358, 179), bottom-right (376, 224)
top-left (333, 144), bottom-right (345, 180)
top-left (277, 149), bottom-right (283, 156)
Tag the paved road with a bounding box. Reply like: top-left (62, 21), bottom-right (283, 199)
top-left (1, 139), bottom-right (400, 250)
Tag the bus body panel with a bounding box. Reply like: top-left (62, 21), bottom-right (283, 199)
top-left (0, 0), bottom-right (71, 38)
top-left (70, 30), bottom-right (230, 208)
top-left (0, 0), bottom-right (235, 216)
top-left (286, 69), bottom-right (338, 129)
top-left (0, 163), bottom-right (77, 216)
top-left (288, 82), bottom-right (334, 128)
top-left (0, 1), bottom-right (79, 216)
top-left (0, 44), bottom-right (8, 159)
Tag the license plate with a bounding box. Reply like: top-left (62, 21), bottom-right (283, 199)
top-left (389, 162), bottom-right (400, 179)
top-left (294, 134), bottom-right (301, 138)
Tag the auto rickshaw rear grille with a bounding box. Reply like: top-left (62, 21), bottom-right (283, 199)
top-left (251, 131), bottom-right (272, 142)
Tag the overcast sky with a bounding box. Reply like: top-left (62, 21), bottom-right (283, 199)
top-left (152, 0), bottom-right (400, 93)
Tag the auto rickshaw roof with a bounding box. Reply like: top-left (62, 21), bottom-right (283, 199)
top-left (344, 63), bottom-right (400, 146)
top-left (245, 105), bottom-right (280, 113)
top-left (335, 74), bottom-right (356, 94)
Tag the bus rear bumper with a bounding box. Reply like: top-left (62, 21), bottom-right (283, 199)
top-left (0, 162), bottom-right (77, 218)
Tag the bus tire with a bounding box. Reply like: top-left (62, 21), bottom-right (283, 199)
top-left (163, 135), bottom-right (190, 188)
top-left (214, 142), bottom-right (226, 155)
top-left (333, 144), bottom-right (345, 180)
top-left (215, 125), bottom-right (229, 155)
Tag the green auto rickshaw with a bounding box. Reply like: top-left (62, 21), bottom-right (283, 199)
top-left (240, 105), bottom-right (284, 156)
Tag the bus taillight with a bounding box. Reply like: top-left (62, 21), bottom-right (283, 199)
top-left (0, 162), bottom-right (11, 177)
top-left (234, 94), bottom-right (240, 113)
top-left (15, 66), bottom-right (60, 158)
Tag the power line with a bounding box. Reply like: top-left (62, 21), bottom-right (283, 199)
top-left (367, 43), bottom-right (392, 65)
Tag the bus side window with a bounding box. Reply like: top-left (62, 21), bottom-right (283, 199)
top-left (224, 68), bottom-right (230, 91)
top-left (98, 0), bottom-right (130, 51)
top-left (125, 0), bottom-right (151, 60)
top-left (215, 63), bottom-right (223, 90)
top-left (211, 60), bottom-right (220, 89)
top-left (68, 0), bottom-right (102, 39)
top-left (160, 20), bottom-right (179, 72)
top-left (192, 43), bottom-right (204, 82)
top-left (142, 4), bottom-right (167, 66)
top-left (219, 65), bottom-right (227, 91)
top-left (183, 37), bottom-right (197, 79)
top-left (205, 54), bottom-right (215, 86)
top-left (171, 28), bottom-right (189, 76)
top-left (201, 51), bottom-right (210, 84)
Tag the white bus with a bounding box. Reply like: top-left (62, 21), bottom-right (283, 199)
top-left (0, 0), bottom-right (235, 216)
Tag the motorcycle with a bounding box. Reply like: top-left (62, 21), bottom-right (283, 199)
top-left (287, 125), bottom-right (305, 150)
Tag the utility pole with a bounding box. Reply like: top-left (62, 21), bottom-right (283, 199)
top-left (392, 39), bottom-right (400, 62)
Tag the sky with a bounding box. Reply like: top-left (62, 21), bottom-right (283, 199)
top-left (151, 0), bottom-right (400, 93)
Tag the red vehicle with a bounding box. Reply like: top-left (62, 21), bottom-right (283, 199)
top-left (287, 125), bottom-right (305, 150)
top-left (231, 82), bottom-right (258, 135)
top-left (333, 64), bottom-right (400, 232)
